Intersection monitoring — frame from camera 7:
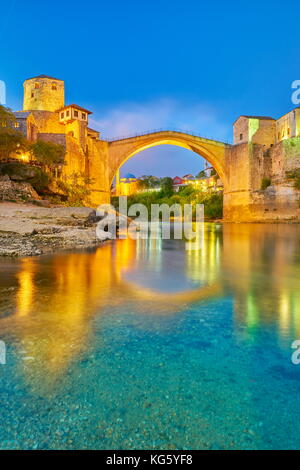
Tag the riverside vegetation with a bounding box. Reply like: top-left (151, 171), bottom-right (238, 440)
top-left (112, 178), bottom-right (223, 220)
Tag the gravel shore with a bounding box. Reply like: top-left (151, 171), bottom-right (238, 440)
top-left (0, 203), bottom-right (111, 257)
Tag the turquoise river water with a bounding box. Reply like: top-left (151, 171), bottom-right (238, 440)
top-left (0, 223), bottom-right (300, 450)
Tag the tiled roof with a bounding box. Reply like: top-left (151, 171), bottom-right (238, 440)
top-left (57, 104), bottom-right (92, 114)
top-left (14, 111), bottom-right (31, 118)
top-left (234, 115), bottom-right (275, 124)
top-left (25, 74), bottom-right (63, 81)
top-left (240, 115), bottom-right (275, 120)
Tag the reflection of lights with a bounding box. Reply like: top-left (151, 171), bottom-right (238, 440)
top-left (279, 292), bottom-right (290, 333)
top-left (16, 259), bottom-right (36, 317)
top-left (186, 224), bottom-right (220, 282)
top-left (246, 294), bottom-right (259, 328)
top-left (292, 294), bottom-right (300, 337)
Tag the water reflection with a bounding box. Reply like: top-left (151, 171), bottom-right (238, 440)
top-left (221, 224), bottom-right (300, 339)
top-left (0, 223), bottom-right (300, 390)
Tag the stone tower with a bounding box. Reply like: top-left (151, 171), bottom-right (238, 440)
top-left (23, 75), bottom-right (64, 112)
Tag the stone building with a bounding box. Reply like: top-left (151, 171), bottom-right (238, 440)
top-left (233, 108), bottom-right (300, 146)
top-left (14, 75), bottom-right (110, 204)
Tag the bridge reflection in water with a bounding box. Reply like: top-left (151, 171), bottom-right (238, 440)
top-left (0, 223), bottom-right (300, 391)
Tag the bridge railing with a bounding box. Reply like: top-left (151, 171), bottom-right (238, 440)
top-left (101, 128), bottom-right (231, 145)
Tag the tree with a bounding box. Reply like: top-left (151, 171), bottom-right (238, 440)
top-left (0, 106), bottom-right (29, 160)
top-left (0, 105), bottom-right (16, 129)
top-left (31, 140), bottom-right (66, 167)
top-left (56, 172), bottom-right (94, 206)
top-left (139, 175), bottom-right (160, 188)
top-left (196, 170), bottom-right (206, 178)
top-left (160, 176), bottom-right (173, 196)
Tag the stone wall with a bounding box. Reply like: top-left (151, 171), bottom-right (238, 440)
top-left (224, 137), bottom-right (300, 221)
top-left (86, 138), bottom-right (110, 205)
top-left (37, 133), bottom-right (66, 147)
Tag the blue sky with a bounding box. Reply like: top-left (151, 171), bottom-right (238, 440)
top-left (1, 0), bottom-right (300, 176)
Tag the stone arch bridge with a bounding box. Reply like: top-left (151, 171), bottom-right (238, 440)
top-left (87, 128), bottom-right (292, 221)
top-left (107, 130), bottom-right (231, 189)
top-left (103, 129), bottom-right (246, 220)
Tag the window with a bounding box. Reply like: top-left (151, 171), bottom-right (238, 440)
top-left (51, 84), bottom-right (57, 90)
top-left (66, 110), bottom-right (70, 117)
top-left (14, 122), bottom-right (20, 128)
top-left (81, 113), bottom-right (86, 120)
top-left (61, 112), bottom-right (64, 119)
top-left (34, 83), bottom-right (40, 89)
top-left (31, 92), bottom-right (34, 98)
top-left (288, 128), bottom-right (290, 135)
top-left (239, 133), bottom-right (243, 140)
top-left (278, 132), bottom-right (280, 140)
top-left (74, 110), bottom-right (78, 117)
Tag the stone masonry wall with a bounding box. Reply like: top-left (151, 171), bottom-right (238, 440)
top-left (224, 137), bottom-right (300, 221)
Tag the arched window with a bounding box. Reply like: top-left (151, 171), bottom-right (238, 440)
top-left (51, 83), bottom-right (57, 90)
top-left (34, 82), bottom-right (40, 89)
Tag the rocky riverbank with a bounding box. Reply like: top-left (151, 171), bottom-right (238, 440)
top-left (0, 203), bottom-right (112, 257)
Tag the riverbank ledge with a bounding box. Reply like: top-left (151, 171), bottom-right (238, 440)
top-left (0, 203), bottom-right (111, 257)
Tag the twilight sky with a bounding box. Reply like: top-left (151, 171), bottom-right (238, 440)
top-left (1, 0), bottom-right (300, 177)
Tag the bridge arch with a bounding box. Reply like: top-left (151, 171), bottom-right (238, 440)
top-left (107, 130), bottom-right (231, 189)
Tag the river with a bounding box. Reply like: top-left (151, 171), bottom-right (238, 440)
top-left (0, 223), bottom-right (300, 449)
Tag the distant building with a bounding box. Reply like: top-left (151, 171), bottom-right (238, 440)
top-left (117, 173), bottom-right (138, 196)
top-left (172, 176), bottom-right (184, 191)
top-left (182, 174), bottom-right (194, 180)
top-left (172, 173), bottom-right (223, 192)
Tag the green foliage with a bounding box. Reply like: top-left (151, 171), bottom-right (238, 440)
top-left (112, 186), bottom-right (223, 220)
top-left (0, 105), bottom-right (16, 129)
top-left (30, 169), bottom-right (52, 192)
top-left (160, 176), bottom-right (173, 196)
top-left (178, 185), bottom-right (195, 197)
top-left (0, 132), bottom-right (29, 160)
top-left (0, 106), bottom-right (28, 160)
top-left (286, 169), bottom-right (300, 190)
top-left (0, 162), bottom-right (52, 192)
top-left (261, 177), bottom-right (271, 190)
top-left (31, 140), bottom-right (66, 166)
top-left (138, 175), bottom-right (160, 189)
top-left (294, 179), bottom-right (300, 190)
top-left (56, 173), bottom-right (94, 206)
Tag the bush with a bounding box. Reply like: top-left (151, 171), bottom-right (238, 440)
top-left (31, 140), bottom-right (66, 166)
top-left (286, 169), bottom-right (300, 190)
top-left (112, 186), bottom-right (223, 220)
top-left (56, 173), bottom-right (94, 206)
top-left (0, 162), bottom-right (52, 193)
top-left (261, 177), bottom-right (271, 190)
top-left (30, 169), bottom-right (52, 192)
